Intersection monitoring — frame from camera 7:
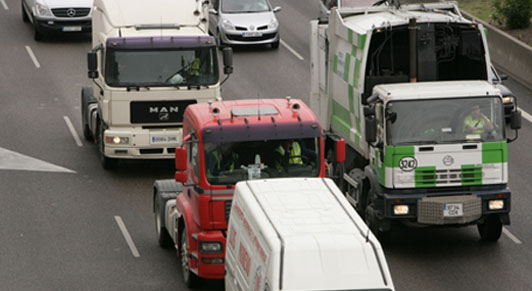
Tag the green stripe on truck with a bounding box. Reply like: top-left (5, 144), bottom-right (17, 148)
top-left (331, 100), bottom-right (352, 139)
top-left (415, 166), bottom-right (436, 188)
top-left (383, 146), bottom-right (415, 168)
top-left (461, 164), bottom-right (482, 186)
top-left (482, 142), bottom-right (507, 164)
top-left (344, 54), bottom-right (351, 82)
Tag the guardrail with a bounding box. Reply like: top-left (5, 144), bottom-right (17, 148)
top-left (462, 11), bottom-right (532, 89)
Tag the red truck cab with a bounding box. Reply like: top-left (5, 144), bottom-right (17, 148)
top-left (155, 98), bottom-right (343, 287)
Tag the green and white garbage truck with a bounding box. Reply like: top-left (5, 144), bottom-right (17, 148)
top-left (310, 1), bottom-right (522, 241)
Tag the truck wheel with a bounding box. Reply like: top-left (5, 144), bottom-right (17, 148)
top-left (477, 214), bottom-right (502, 242)
top-left (365, 203), bottom-right (391, 244)
top-left (81, 87), bottom-right (94, 141)
top-left (180, 226), bottom-right (200, 288)
top-left (155, 191), bottom-right (174, 249)
top-left (22, 3), bottom-right (29, 22)
top-left (97, 121), bottom-right (117, 170)
top-left (347, 168), bottom-right (367, 215)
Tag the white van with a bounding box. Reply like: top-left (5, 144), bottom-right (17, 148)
top-left (225, 178), bottom-right (395, 291)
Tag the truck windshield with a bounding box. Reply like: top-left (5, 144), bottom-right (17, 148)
top-left (386, 97), bottom-right (505, 145)
top-left (105, 47), bottom-right (219, 87)
top-left (204, 137), bottom-right (320, 185)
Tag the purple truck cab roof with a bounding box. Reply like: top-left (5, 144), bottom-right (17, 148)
top-left (106, 36), bottom-right (216, 50)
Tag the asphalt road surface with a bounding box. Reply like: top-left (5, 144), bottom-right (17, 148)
top-left (1, 0), bottom-right (531, 290)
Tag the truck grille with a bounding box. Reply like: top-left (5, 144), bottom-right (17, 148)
top-left (418, 195), bottom-right (482, 225)
top-left (224, 200), bottom-right (232, 222)
top-left (415, 166), bottom-right (482, 187)
top-left (51, 8), bottom-right (91, 17)
top-left (130, 100), bottom-right (196, 124)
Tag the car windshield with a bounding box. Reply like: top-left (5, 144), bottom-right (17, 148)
top-left (204, 138), bottom-right (320, 185)
top-left (386, 97), bottom-right (505, 145)
top-left (222, 0), bottom-right (270, 13)
top-left (105, 47), bottom-right (219, 87)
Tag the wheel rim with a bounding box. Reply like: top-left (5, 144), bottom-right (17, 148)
top-left (180, 233), bottom-right (191, 282)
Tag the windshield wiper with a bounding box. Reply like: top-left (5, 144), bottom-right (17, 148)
top-left (396, 140), bottom-right (438, 145)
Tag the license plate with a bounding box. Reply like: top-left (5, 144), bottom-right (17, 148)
top-left (242, 31), bottom-right (262, 37)
top-left (150, 136), bottom-right (178, 144)
top-left (62, 26), bottom-right (82, 32)
top-left (443, 203), bottom-right (463, 217)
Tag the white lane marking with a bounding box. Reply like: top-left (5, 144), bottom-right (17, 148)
top-left (280, 39), bottom-right (304, 61)
top-left (1, 0), bottom-right (8, 10)
top-left (518, 107), bottom-right (532, 123)
top-left (0, 147), bottom-right (75, 173)
top-left (25, 46), bottom-right (41, 68)
top-left (503, 227), bottom-right (522, 244)
top-left (114, 216), bottom-right (140, 258)
top-left (63, 116), bottom-right (83, 147)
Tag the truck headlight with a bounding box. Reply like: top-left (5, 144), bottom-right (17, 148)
top-left (502, 96), bottom-right (514, 104)
top-left (393, 204), bottom-right (409, 215)
top-left (488, 199), bottom-right (504, 210)
top-left (35, 3), bottom-right (52, 17)
top-left (105, 136), bottom-right (130, 145)
top-left (199, 241), bottom-right (223, 253)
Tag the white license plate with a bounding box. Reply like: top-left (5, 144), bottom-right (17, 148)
top-left (443, 203), bottom-right (463, 217)
top-left (150, 136), bottom-right (178, 144)
top-left (242, 31), bottom-right (262, 37)
top-left (62, 26), bottom-right (82, 32)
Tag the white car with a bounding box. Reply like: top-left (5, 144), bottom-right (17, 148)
top-left (209, 0), bottom-right (281, 49)
top-left (21, 0), bottom-right (93, 41)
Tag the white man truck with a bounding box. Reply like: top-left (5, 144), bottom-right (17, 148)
top-left (310, 2), bottom-right (522, 241)
top-left (82, 0), bottom-right (233, 169)
top-left (226, 178), bottom-right (395, 291)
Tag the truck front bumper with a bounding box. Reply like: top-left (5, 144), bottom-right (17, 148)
top-left (103, 127), bottom-right (182, 159)
top-left (380, 185), bottom-right (511, 226)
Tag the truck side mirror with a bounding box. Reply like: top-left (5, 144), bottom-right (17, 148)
top-left (175, 146), bottom-right (188, 183)
top-left (175, 146), bottom-right (187, 171)
top-left (510, 109), bottom-right (522, 130)
top-left (365, 116), bottom-right (377, 144)
top-left (87, 52), bottom-right (98, 79)
top-left (222, 47), bottom-right (233, 75)
top-left (335, 138), bottom-right (346, 164)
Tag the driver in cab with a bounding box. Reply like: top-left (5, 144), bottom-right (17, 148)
top-left (206, 143), bottom-right (240, 178)
top-left (463, 105), bottom-right (494, 134)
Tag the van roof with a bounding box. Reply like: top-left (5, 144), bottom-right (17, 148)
top-left (239, 178), bottom-right (393, 290)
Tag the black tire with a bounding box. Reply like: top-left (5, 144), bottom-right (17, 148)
top-left (271, 39), bottom-right (280, 49)
top-left (347, 168), bottom-right (368, 215)
top-left (477, 214), bottom-right (503, 242)
top-left (97, 121), bottom-right (118, 170)
top-left (22, 3), bottom-right (29, 23)
top-left (33, 21), bottom-right (44, 41)
top-left (180, 226), bottom-right (200, 288)
top-left (155, 190), bottom-right (174, 249)
top-left (365, 203), bottom-right (391, 244)
top-left (81, 87), bottom-right (95, 141)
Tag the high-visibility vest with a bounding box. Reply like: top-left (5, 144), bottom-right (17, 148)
top-left (463, 115), bottom-right (486, 133)
top-left (208, 150), bottom-right (238, 177)
top-left (190, 58), bottom-right (200, 76)
top-left (275, 142), bottom-right (303, 170)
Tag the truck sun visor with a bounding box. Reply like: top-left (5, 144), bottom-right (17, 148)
top-left (106, 36), bottom-right (216, 50)
top-left (202, 121), bottom-right (321, 143)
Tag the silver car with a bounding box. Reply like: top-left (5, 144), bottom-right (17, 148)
top-left (22, 0), bottom-right (93, 41)
top-left (209, 0), bottom-right (281, 49)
